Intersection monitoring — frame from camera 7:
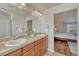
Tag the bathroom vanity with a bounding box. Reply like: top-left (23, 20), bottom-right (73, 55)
top-left (0, 34), bottom-right (48, 56)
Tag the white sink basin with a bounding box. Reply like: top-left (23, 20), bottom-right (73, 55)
top-left (5, 39), bottom-right (27, 47)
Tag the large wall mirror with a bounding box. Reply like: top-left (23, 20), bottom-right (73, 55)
top-left (0, 10), bottom-right (11, 40)
top-left (12, 14), bottom-right (27, 38)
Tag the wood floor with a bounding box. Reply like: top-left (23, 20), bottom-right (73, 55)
top-left (54, 38), bottom-right (72, 56)
top-left (44, 51), bottom-right (65, 56)
top-left (44, 51), bottom-right (77, 56)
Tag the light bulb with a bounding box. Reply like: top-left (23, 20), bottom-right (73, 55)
top-left (17, 6), bottom-right (23, 9)
top-left (21, 3), bottom-right (25, 6)
top-left (39, 13), bottom-right (42, 16)
top-left (34, 11), bottom-right (38, 14)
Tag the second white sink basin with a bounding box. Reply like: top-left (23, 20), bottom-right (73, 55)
top-left (5, 39), bottom-right (27, 47)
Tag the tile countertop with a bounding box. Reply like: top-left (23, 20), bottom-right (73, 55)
top-left (0, 34), bottom-right (47, 56)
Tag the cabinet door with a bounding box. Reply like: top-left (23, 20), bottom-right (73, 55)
top-left (34, 43), bottom-right (41, 56)
top-left (23, 43), bottom-right (34, 54)
top-left (41, 37), bottom-right (48, 55)
top-left (45, 37), bottom-right (48, 52)
top-left (6, 49), bottom-right (22, 56)
top-left (23, 48), bottom-right (34, 56)
top-left (41, 39), bottom-right (46, 55)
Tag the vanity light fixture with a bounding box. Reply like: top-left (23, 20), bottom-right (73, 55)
top-left (14, 3), bottom-right (26, 9)
top-left (32, 10), bottom-right (42, 17)
top-left (21, 3), bottom-right (26, 6)
top-left (38, 12), bottom-right (42, 16)
top-left (34, 11), bottom-right (38, 14)
top-left (17, 5), bottom-right (23, 9)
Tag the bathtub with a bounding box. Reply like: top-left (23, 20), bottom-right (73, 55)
top-left (54, 33), bottom-right (77, 40)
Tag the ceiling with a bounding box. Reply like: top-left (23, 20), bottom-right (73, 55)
top-left (0, 3), bottom-right (61, 17)
top-left (26, 3), bottom-right (61, 12)
top-left (0, 3), bottom-right (32, 17)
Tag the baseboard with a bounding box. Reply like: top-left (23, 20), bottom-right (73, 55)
top-left (71, 52), bottom-right (77, 56)
top-left (47, 49), bottom-right (65, 56)
top-left (48, 49), bottom-right (54, 53)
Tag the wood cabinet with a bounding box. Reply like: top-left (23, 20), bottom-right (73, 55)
top-left (41, 37), bottom-right (48, 55)
top-left (34, 43), bottom-right (42, 56)
top-left (6, 36), bottom-right (48, 56)
top-left (34, 39), bottom-right (42, 56)
top-left (40, 39), bottom-right (45, 55)
top-left (45, 37), bottom-right (48, 52)
top-left (23, 48), bottom-right (34, 56)
top-left (23, 43), bottom-right (34, 56)
top-left (34, 36), bottom-right (48, 56)
top-left (6, 49), bottom-right (22, 56)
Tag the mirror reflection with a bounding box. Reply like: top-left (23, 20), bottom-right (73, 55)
top-left (0, 10), bottom-right (10, 40)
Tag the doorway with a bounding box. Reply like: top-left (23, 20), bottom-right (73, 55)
top-left (54, 9), bottom-right (77, 56)
top-left (27, 20), bottom-right (32, 34)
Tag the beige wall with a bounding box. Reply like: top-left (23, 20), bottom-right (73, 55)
top-left (54, 9), bottom-right (77, 33)
top-left (54, 14), bottom-right (63, 32)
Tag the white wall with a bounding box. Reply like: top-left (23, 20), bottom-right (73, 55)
top-left (46, 13), bottom-right (54, 52)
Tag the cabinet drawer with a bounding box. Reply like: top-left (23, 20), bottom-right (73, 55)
top-left (23, 48), bottom-right (34, 56)
top-left (34, 39), bottom-right (42, 46)
top-left (23, 43), bottom-right (34, 54)
top-left (6, 49), bottom-right (22, 56)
